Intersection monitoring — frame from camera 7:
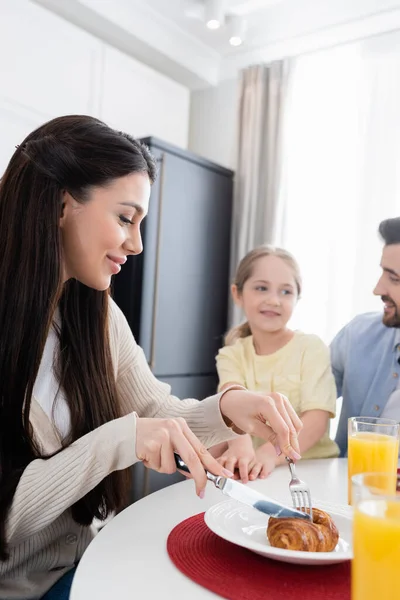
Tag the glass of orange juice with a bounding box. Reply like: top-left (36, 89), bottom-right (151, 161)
top-left (352, 472), bottom-right (400, 600)
top-left (352, 471), bottom-right (399, 504)
top-left (347, 416), bottom-right (399, 504)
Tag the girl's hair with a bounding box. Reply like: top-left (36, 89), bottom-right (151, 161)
top-left (225, 245), bottom-right (302, 345)
top-left (0, 115), bottom-right (156, 559)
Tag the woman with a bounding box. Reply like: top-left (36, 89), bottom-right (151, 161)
top-left (211, 246), bottom-right (339, 482)
top-left (0, 116), bottom-right (301, 600)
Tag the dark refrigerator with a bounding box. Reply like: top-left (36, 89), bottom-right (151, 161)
top-left (112, 137), bottom-right (234, 500)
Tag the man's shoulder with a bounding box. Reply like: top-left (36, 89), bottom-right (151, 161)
top-left (339, 312), bottom-right (390, 344)
top-left (346, 311), bottom-right (384, 332)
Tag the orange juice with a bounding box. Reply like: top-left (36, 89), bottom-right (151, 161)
top-left (348, 432), bottom-right (399, 503)
top-left (352, 499), bottom-right (400, 600)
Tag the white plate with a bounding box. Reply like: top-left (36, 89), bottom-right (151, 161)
top-left (204, 498), bottom-right (353, 566)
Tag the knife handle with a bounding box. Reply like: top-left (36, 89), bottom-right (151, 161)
top-left (174, 452), bottom-right (191, 474)
top-left (173, 453), bottom-right (223, 489)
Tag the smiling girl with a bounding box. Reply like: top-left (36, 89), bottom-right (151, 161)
top-left (212, 246), bottom-right (339, 482)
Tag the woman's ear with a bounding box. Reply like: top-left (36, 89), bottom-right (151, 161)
top-left (59, 190), bottom-right (73, 228)
top-left (231, 284), bottom-right (243, 308)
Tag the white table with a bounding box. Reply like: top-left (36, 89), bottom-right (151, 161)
top-left (70, 458), bottom-right (347, 600)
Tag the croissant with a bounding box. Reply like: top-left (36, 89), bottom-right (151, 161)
top-left (267, 508), bottom-right (339, 552)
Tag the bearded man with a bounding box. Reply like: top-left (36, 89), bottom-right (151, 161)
top-left (331, 217), bottom-right (400, 456)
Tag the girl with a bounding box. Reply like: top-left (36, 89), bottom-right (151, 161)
top-left (0, 116), bottom-right (301, 600)
top-left (213, 245), bottom-right (339, 483)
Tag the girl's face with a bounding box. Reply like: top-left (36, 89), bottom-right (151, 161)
top-left (232, 255), bottom-right (298, 334)
top-left (60, 172), bottom-right (150, 290)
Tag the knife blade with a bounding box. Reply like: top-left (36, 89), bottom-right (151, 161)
top-left (174, 452), bottom-right (311, 520)
top-left (217, 476), bottom-right (311, 519)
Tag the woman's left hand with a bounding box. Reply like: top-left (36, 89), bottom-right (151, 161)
top-left (220, 390), bottom-right (302, 461)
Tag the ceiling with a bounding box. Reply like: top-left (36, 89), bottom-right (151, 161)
top-left (143, 0), bottom-right (288, 55)
top-left (33, 0), bottom-right (400, 89)
top-left (143, 0), bottom-right (400, 56)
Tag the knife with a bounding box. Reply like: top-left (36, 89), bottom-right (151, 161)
top-left (174, 452), bottom-right (311, 521)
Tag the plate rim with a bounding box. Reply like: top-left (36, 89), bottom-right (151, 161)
top-left (204, 498), bottom-right (353, 562)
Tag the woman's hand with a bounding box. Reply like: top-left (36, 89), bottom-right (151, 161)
top-left (220, 390), bottom-right (302, 461)
top-left (135, 417), bottom-right (233, 498)
top-left (216, 434), bottom-right (256, 483)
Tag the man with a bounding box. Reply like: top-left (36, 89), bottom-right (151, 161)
top-left (332, 217), bottom-right (400, 456)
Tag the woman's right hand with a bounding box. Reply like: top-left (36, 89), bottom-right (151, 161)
top-left (220, 390), bottom-right (302, 460)
top-left (135, 417), bottom-right (234, 498)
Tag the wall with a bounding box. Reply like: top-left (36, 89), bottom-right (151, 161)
top-left (0, 0), bottom-right (190, 173)
top-left (189, 78), bottom-right (238, 171)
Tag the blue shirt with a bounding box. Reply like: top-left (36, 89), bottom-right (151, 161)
top-left (330, 312), bottom-right (400, 456)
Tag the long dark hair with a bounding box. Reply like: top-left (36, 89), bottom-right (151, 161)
top-left (0, 115), bottom-right (156, 558)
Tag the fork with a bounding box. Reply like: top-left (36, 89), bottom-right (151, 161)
top-left (286, 457), bottom-right (313, 521)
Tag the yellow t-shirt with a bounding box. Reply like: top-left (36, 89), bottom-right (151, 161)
top-left (216, 332), bottom-right (339, 459)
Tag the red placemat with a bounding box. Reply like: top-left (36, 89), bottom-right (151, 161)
top-left (167, 512), bottom-right (350, 600)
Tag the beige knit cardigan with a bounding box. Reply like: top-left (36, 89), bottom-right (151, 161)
top-left (0, 300), bottom-right (236, 599)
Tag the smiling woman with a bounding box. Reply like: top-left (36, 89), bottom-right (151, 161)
top-left (0, 115), bottom-right (303, 600)
top-left (60, 172), bottom-right (150, 289)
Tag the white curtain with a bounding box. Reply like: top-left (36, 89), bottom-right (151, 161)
top-left (230, 61), bottom-right (292, 326)
top-left (275, 30), bottom-right (400, 345)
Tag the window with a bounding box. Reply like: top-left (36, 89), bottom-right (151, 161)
top-left (278, 32), bottom-right (400, 346)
